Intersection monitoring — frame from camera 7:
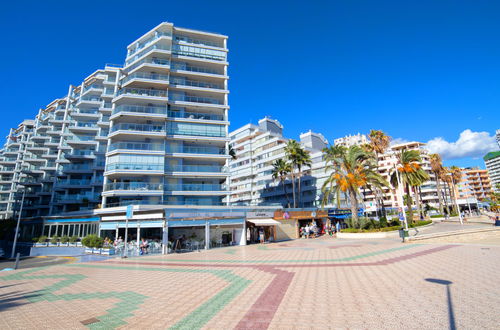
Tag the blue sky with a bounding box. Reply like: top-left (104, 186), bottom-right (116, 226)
top-left (1, 0), bottom-right (498, 168)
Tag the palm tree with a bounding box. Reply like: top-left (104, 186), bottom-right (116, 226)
top-left (321, 146), bottom-right (388, 228)
top-left (390, 150), bottom-right (429, 223)
top-left (449, 166), bottom-right (463, 214)
top-left (296, 148), bottom-right (311, 207)
top-left (368, 130), bottom-right (392, 218)
top-left (429, 153), bottom-right (445, 215)
top-left (284, 139), bottom-right (302, 208)
top-left (439, 168), bottom-right (453, 215)
top-left (228, 145), bottom-right (237, 160)
top-left (271, 159), bottom-right (292, 207)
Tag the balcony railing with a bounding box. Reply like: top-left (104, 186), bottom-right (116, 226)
top-left (110, 123), bottom-right (165, 134)
top-left (106, 163), bottom-right (164, 171)
top-left (126, 44), bottom-right (171, 66)
top-left (168, 110), bottom-right (224, 121)
top-left (108, 142), bottom-right (164, 152)
top-left (170, 94), bottom-right (223, 105)
top-left (113, 105), bottom-right (168, 116)
top-left (105, 182), bottom-right (163, 191)
top-left (57, 179), bottom-right (92, 186)
top-left (126, 58), bottom-right (170, 72)
top-left (171, 62), bottom-right (223, 75)
top-left (122, 72), bottom-right (169, 84)
top-left (127, 31), bottom-right (172, 58)
top-left (165, 164), bottom-right (226, 173)
top-left (116, 88), bottom-right (168, 98)
top-left (66, 150), bottom-right (95, 157)
top-left (166, 145), bottom-right (226, 155)
top-left (170, 77), bottom-right (224, 90)
top-left (54, 193), bottom-right (99, 202)
top-left (174, 35), bottom-right (222, 48)
top-left (164, 183), bottom-right (225, 192)
top-left (167, 124), bottom-right (226, 138)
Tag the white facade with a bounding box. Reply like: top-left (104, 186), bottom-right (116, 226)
top-left (484, 151), bottom-right (500, 193)
top-left (334, 133), bottom-right (368, 148)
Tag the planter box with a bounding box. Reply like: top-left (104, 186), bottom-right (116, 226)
top-left (34, 243), bottom-right (48, 247)
top-left (100, 248), bottom-right (115, 255)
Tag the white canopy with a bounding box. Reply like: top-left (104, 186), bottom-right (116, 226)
top-left (247, 219), bottom-right (280, 226)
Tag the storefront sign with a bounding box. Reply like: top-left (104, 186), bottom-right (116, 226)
top-left (168, 212), bottom-right (245, 219)
top-left (274, 210), bottom-right (327, 220)
top-left (246, 211), bottom-right (275, 219)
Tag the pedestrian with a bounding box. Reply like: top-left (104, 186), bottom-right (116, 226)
top-left (259, 227), bottom-right (265, 244)
top-left (305, 224), bottom-right (310, 239)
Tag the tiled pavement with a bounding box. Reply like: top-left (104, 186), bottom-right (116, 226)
top-left (1, 237), bottom-right (499, 329)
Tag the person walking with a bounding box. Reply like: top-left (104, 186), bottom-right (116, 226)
top-left (305, 224), bottom-right (310, 239)
top-left (259, 227), bottom-right (265, 244)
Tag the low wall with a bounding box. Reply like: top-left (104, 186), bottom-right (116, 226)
top-left (30, 246), bottom-right (86, 257)
top-left (337, 223), bottom-right (434, 239)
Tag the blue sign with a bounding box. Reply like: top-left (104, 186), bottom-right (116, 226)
top-left (126, 205), bottom-right (133, 220)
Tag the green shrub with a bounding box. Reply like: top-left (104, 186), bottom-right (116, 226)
top-left (389, 218), bottom-right (401, 226)
top-left (50, 236), bottom-right (59, 244)
top-left (60, 236), bottom-right (70, 244)
top-left (379, 216), bottom-right (388, 228)
top-left (81, 234), bottom-right (104, 248)
top-left (413, 220), bottom-right (432, 227)
top-left (379, 225), bottom-right (402, 232)
top-left (37, 235), bottom-right (48, 243)
top-left (430, 214), bottom-right (443, 218)
top-left (69, 235), bottom-right (79, 243)
top-left (32, 237), bottom-right (39, 243)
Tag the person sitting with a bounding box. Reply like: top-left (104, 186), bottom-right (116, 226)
top-left (139, 238), bottom-right (149, 255)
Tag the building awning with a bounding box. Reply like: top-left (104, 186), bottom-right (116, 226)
top-left (46, 217), bottom-right (100, 223)
top-left (247, 219), bottom-right (280, 226)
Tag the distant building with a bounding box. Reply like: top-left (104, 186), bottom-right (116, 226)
top-left (496, 129), bottom-right (500, 148)
top-left (456, 168), bottom-right (493, 201)
top-left (484, 151), bottom-right (500, 193)
top-left (334, 133), bottom-right (368, 148)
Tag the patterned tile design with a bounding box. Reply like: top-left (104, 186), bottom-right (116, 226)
top-left (1, 238), bottom-right (499, 329)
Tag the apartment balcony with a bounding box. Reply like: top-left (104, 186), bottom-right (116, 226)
top-left (53, 193), bottom-right (100, 204)
top-left (65, 150), bottom-right (96, 160)
top-left (70, 108), bottom-right (101, 119)
top-left (169, 94), bottom-right (226, 108)
top-left (0, 158), bottom-right (17, 165)
top-left (121, 72), bottom-right (170, 87)
top-left (126, 32), bottom-right (172, 63)
top-left (165, 145), bottom-right (228, 159)
top-left (68, 122), bottom-right (99, 133)
top-left (174, 35), bottom-right (225, 49)
top-left (126, 43), bottom-right (171, 68)
top-left (46, 128), bottom-right (64, 136)
top-left (24, 156), bottom-right (45, 164)
top-left (36, 124), bottom-right (51, 131)
top-left (111, 105), bottom-right (168, 120)
top-left (19, 177), bottom-right (42, 186)
top-left (126, 58), bottom-right (170, 74)
top-left (104, 163), bottom-right (164, 176)
top-left (3, 149), bottom-right (20, 156)
top-left (31, 135), bottom-right (50, 142)
top-left (165, 164), bottom-right (228, 177)
top-left (109, 123), bottom-right (166, 138)
top-left (107, 142), bottom-right (164, 154)
top-left (76, 96), bottom-right (102, 107)
top-left (82, 84), bottom-right (104, 95)
top-left (167, 110), bottom-right (225, 122)
top-left (113, 88), bottom-right (168, 103)
top-left (169, 78), bottom-right (226, 93)
top-left (40, 162), bottom-right (57, 170)
top-left (167, 124), bottom-right (227, 141)
top-left (0, 167), bottom-right (16, 174)
top-left (65, 135), bottom-right (98, 147)
top-left (22, 166), bottom-right (44, 174)
top-left (103, 182), bottom-right (164, 196)
top-left (164, 183), bottom-right (227, 195)
top-left (170, 62), bottom-right (227, 79)
top-left (58, 164), bottom-right (94, 174)
top-left (172, 45), bottom-right (227, 63)
top-left (55, 179), bottom-right (92, 188)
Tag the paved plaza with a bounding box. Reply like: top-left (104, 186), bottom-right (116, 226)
top-left (1, 235), bottom-right (499, 329)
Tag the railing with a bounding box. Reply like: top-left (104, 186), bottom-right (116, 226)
top-left (167, 124), bottom-right (226, 138)
top-left (116, 88), bottom-right (168, 98)
top-left (170, 62), bottom-right (222, 75)
top-left (80, 96), bottom-right (101, 102)
top-left (74, 122), bottom-right (98, 128)
top-left (54, 193), bottom-right (99, 202)
top-left (83, 84), bottom-right (104, 92)
top-left (170, 77), bottom-right (224, 90)
top-left (122, 72), bottom-right (169, 84)
top-left (174, 35), bottom-right (222, 48)
top-left (60, 164), bottom-right (93, 171)
top-left (105, 163), bottom-right (164, 171)
top-left (168, 110), bottom-right (224, 121)
top-left (164, 183), bottom-right (225, 192)
top-left (108, 142), bottom-right (164, 152)
top-left (75, 109), bottom-right (100, 115)
top-left (165, 164), bottom-right (226, 173)
top-left (112, 105), bottom-right (167, 116)
top-left (110, 123), bottom-right (165, 133)
top-left (57, 179), bottom-right (92, 186)
top-left (126, 44), bottom-right (171, 66)
top-left (67, 150), bottom-right (95, 157)
top-left (172, 45), bottom-right (226, 61)
top-left (127, 31), bottom-right (172, 58)
top-left (126, 58), bottom-right (170, 72)
top-left (166, 145), bottom-right (226, 155)
top-left (170, 94), bottom-right (223, 105)
top-left (105, 182), bottom-right (163, 191)
top-left (66, 135), bottom-right (96, 142)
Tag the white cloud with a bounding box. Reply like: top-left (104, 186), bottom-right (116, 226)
top-left (425, 129), bottom-right (498, 160)
top-left (390, 137), bottom-right (409, 146)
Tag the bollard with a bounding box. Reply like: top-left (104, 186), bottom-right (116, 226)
top-left (14, 252), bottom-right (20, 270)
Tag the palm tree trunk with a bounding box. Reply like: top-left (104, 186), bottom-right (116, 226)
top-left (282, 178), bottom-right (291, 208)
top-left (444, 181), bottom-right (453, 215)
top-left (435, 175), bottom-right (444, 215)
top-left (297, 167), bottom-right (302, 208)
top-left (348, 188), bottom-right (359, 228)
top-left (291, 173), bottom-right (296, 208)
top-left (413, 186), bottom-right (422, 220)
top-left (406, 183), bottom-right (414, 223)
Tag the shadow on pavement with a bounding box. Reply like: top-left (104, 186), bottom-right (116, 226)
top-left (425, 278), bottom-right (456, 330)
top-left (0, 289), bottom-right (43, 312)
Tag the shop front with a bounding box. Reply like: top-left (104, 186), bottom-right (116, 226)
top-left (274, 209), bottom-right (329, 240)
top-left (43, 217), bottom-right (100, 239)
top-left (246, 218), bottom-right (280, 244)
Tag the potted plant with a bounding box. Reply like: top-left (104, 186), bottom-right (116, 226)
top-left (60, 236), bottom-right (70, 246)
top-left (36, 235), bottom-right (48, 247)
top-left (69, 235), bottom-right (79, 246)
top-left (50, 235), bottom-right (60, 246)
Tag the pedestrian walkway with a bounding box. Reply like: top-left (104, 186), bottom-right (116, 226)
top-left (0, 238), bottom-right (499, 329)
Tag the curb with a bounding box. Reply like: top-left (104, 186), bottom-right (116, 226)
top-left (408, 227), bottom-right (499, 241)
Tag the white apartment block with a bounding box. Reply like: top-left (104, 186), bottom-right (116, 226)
top-left (334, 133), bottom-right (368, 148)
top-left (228, 117), bottom-right (343, 208)
top-left (0, 22), bottom-right (231, 220)
top-left (484, 151), bottom-right (500, 193)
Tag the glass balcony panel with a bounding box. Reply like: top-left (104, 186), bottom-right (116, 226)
top-left (166, 164), bottom-right (225, 172)
top-left (108, 142), bottom-right (164, 152)
top-left (113, 105), bottom-right (167, 116)
top-left (105, 163), bottom-right (164, 171)
top-left (168, 110), bottom-right (224, 121)
top-left (117, 88), bottom-right (168, 98)
top-left (111, 123), bottom-right (165, 133)
top-left (105, 182), bottom-right (163, 191)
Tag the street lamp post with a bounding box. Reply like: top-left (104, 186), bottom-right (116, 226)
top-left (11, 189), bottom-right (26, 259)
top-left (394, 165), bottom-right (409, 236)
top-left (448, 173), bottom-right (463, 226)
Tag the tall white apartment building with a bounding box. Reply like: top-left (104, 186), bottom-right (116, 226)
top-left (228, 117), bottom-right (332, 207)
top-left (484, 151), bottom-right (500, 193)
top-left (104, 22), bottom-right (230, 208)
top-left (496, 129), bottom-right (500, 148)
top-left (0, 22), bottom-right (230, 220)
top-left (334, 133), bottom-right (368, 148)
